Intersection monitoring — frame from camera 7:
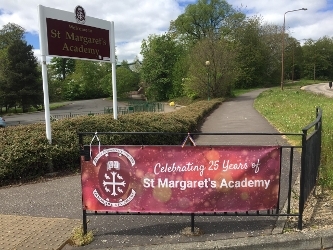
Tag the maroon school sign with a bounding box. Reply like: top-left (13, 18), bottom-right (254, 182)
top-left (46, 18), bottom-right (110, 61)
top-left (38, 5), bottom-right (117, 143)
top-left (39, 5), bottom-right (113, 61)
top-left (81, 145), bottom-right (281, 213)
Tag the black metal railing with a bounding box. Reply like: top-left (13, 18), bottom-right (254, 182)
top-left (77, 107), bottom-right (323, 234)
top-left (299, 107), bottom-right (322, 229)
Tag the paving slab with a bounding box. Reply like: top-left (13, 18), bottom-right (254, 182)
top-left (0, 214), bottom-right (80, 250)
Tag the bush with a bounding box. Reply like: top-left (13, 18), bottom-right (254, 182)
top-left (0, 99), bottom-right (222, 186)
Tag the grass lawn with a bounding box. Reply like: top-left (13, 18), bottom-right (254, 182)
top-left (253, 79), bottom-right (333, 190)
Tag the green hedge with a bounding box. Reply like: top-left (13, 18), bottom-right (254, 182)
top-left (0, 99), bottom-right (221, 186)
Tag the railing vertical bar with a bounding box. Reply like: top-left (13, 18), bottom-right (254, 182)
top-left (276, 147), bottom-right (283, 214)
top-left (191, 213), bottom-right (195, 233)
top-left (287, 148), bottom-right (294, 214)
top-left (298, 129), bottom-right (307, 230)
top-left (83, 209), bottom-right (87, 235)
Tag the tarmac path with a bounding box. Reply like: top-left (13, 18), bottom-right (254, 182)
top-left (301, 81), bottom-right (333, 98)
top-left (0, 89), bottom-right (303, 249)
top-left (3, 98), bottom-right (124, 126)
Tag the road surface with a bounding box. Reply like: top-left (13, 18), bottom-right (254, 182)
top-left (3, 98), bottom-right (122, 126)
top-left (301, 82), bottom-right (333, 97)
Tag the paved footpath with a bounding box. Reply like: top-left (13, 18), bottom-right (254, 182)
top-left (0, 89), bottom-right (332, 250)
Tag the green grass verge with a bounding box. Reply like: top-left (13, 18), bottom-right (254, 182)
top-left (254, 81), bottom-right (333, 190)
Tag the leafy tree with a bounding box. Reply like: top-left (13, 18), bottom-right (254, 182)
top-left (233, 16), bottom-right (275, 88)
top-left (49, 57), bottom-right (75, 81)
top-left (1, 40), bottom-right (42, 112)
top-left (170, 52), bottom-right (190, 98)
top-left (169, 0), bottom-right (241, 43)
top-left (0, 23), bottom-right (29, 110)
top-left (284, 38), bottom-right (303, 81)
top-left (186, 37), bottom-right (237, 98)
top-left (140, 33), bottom-right (184, 101)
top-left (46, 58), bottom-right (76, 101)
top-left (0, 48), bottom-right (10, 111)
top-left (302, 37), bottom-right (333, 81)
top-left (0, 23), bottom-right (25, 50)
top-left (64, 60), bottom-right (109, 100)
top-left (116, 66), bottom-right (140, 98)
top-left (119, 60), bottom-right (130, 69)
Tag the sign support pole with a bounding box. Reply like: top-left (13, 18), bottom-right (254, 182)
top-left (41, 56), bottom-right (52, 143)
top-left (38, 5), bottom-right (52, 143)
top-left (110, 21), bottom-right (117, 119)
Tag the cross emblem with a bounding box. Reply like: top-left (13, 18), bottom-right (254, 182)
top-left (103, 172), bottom-right (126, 196)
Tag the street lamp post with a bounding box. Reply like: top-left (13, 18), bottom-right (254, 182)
top-left (205, 60), bottom-right (210, 100)
top-left (281, 8), bottom-right (307, 90)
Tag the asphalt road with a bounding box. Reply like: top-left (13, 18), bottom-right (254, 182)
top-left (3, 98), bottom-right (121, 126)
top-left (301, 81), bottom-right (333, 97)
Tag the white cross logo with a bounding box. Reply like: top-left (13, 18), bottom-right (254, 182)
top-left (103, 172), bottom-right (126, 196)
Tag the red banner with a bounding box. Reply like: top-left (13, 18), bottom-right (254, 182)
top-left (81, 146), bottom-right (281, 213)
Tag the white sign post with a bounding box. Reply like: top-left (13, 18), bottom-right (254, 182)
top-left (38, 5), bottom-right (117, 143)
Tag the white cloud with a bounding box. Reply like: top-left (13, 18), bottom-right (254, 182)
top-left (1, 0), bottom-right (333, 62)
top-left (230, 0), bottom-right (333, 41)
top-left (0, 0), bottom-right (183, 62)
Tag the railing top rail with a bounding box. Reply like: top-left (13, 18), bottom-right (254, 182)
top-left (302, 107), bottom-right (322, 132)
top-left (77, 131), bottom-right (302, 136)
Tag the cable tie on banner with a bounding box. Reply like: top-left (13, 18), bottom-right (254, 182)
top-left (90, 131), bottom-right (101, 158)
top-left (181, 133), bottom-right (196, 147)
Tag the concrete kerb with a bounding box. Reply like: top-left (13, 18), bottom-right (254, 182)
top-left (88, 227), bottom-right (333, 250)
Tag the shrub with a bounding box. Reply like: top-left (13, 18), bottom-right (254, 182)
top-left (0, 99), bottom-right (222, 186)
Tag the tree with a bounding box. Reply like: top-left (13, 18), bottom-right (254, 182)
top-left (186, 37), bottom-right (237, 98)
top-left (302, 37), bottom-right (333, 81)
top-left (2, 40), bottom-right (42, 112)
top-left (233, 16), bottom-right (276, 88)
top-left (0, 23), bottom-right (25, 50)
top-left (140, 33), bottom-right (184, 101)
top-left (284, 38), bottom-right (303, 81)
top-left (64, 60), bottom-right (109, 100)
top-left (116, 66), bottom-right (140, 98)
top-left (49, 57), bottom-right (75, 81)
top-left (169, 0), bottom-right (241, 43)
top-left (46, 57), bottom-right (76, 101)
top-left (0, 22), bottom-right (28, 110)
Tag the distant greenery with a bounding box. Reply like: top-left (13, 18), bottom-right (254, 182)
top-left (2, 0), bottom-right (333, 110)
top-left (254, 80), bottom-right (333, 190)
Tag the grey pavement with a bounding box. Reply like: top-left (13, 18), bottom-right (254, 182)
top-left (0, 89), bottom-right (332, 250)
top-left (3, 98), bottom-right (127, 126)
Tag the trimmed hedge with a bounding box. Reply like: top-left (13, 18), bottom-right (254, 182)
top-left (0, 99), bottom-right (222, 186)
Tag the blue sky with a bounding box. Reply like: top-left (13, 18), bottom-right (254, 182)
top-left (0, 0), bottom-right (332, 62)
